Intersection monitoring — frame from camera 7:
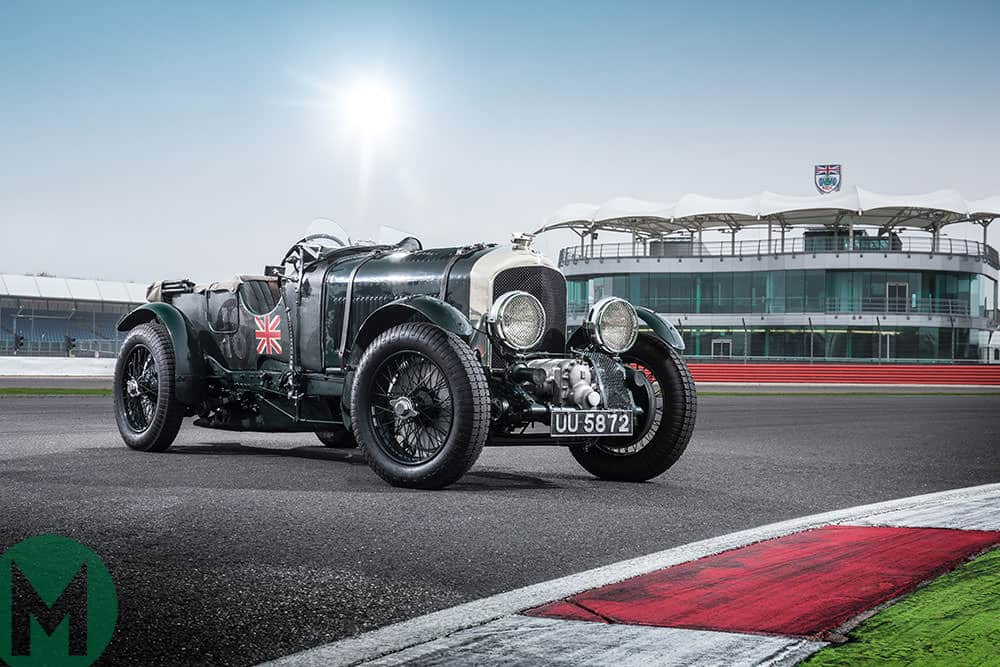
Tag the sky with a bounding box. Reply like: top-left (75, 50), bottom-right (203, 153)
top-left (2, 0), bottom-right (1000, 283)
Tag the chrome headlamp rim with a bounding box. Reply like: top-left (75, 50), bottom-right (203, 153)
top-left (488, 290), bottom-right (546, 351)
top-left (587, 296), bottom-right (639, 354)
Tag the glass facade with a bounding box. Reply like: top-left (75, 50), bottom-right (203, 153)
top-left (573, 270), bottom-right (990, 317)
top-left (568, 269), bottom-right (998, 362)
top-left (673, 325), bottom-right (980, 361)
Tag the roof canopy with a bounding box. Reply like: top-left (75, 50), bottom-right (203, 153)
top-left (539, 187), bottom-right (1000, 237)
top-left (0, 274), bottom-right (147, 303)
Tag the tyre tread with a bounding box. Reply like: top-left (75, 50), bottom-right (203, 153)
top-left (571, 334), bottom-right (697, 481)
top-left (113, 322), bottom-right (184, 452)
top-left (352, 322), bottom-right (490, 489)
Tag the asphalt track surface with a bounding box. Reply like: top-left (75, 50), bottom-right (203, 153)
top-left (1, 394), bottom-right (998, 666)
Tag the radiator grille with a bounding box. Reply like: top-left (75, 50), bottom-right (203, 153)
top-left (492, 266), bottom-right (566, 353)
top-left (584, 352), bottom-right (631, 409)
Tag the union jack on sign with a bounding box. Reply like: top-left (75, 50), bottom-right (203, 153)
top-left (814, 164), bottom-right (842, 194)
top-left (255, 314), bottom-right (283, 355)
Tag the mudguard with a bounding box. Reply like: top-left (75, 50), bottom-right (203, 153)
top-left (568, 306), bottom-right (686, 352)
top-left (117, 302), bottom-right (205, 405)
top-left (351, 295), bottom-right (474, 359)
top-left (340, 295), bottom-right (474, 428)
top-left (634, 306), bottom-right (685, 351)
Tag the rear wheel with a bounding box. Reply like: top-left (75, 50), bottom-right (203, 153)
top-left (351, 323), bottom-right (490, 489)
top-left (113, 322), bottom-right (185, 452)
top-left (315, 426), bottom-right (357, 449)
top-left (571, 333), bottom-right (696, 482)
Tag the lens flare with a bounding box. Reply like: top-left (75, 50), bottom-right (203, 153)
top-left (340, 78), bottom-right (398, 140)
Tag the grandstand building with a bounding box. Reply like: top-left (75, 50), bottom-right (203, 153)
top-left (544, 188), bottom-right (1000, 363)
top-left (0, 274), bottom-right (146, 357)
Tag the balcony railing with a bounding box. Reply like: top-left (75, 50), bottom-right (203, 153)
top-left (568, 296), bottom-right (976, 318)
top-left (559, 236), bottom-right (1000, 270)
top-left (0, 338), bottom-right (121, 358)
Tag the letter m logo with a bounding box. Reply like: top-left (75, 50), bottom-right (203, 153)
top-left (10, 560), bottom-right (89, 657)
top-left (1, 535), bottom-right (117, 666)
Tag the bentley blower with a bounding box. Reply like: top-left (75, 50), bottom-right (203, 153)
top-left (113, 223), bottom-right (696, 489)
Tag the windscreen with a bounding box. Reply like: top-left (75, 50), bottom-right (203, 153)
top-left (304, 219), bottom-right (352, 248)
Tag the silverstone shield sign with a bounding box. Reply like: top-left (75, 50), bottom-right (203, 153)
top-left (815, 164), bottom-right (842, 194)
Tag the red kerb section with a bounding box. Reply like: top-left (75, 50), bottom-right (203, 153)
top-left (526, 525), bottom-right (1000, 638)
top-left (687, 363), bottom-right (1000, 385)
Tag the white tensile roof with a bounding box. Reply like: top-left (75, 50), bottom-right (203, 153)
top-left (0, 274), bottom-right (147, 303)
top-left (539, 187), bottom-right (1000, 236)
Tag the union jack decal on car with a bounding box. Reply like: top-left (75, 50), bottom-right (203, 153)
top-left (255, 314), bottom-right (283, 355)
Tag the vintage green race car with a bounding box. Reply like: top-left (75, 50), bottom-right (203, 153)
top-left (113, 224), bottom-right (696, 489)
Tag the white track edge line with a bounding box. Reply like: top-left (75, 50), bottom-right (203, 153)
top-left (261, 482), bottom-right (1000, 667)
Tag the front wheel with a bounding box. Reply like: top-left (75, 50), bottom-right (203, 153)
top-left (351, 323), bottom-right (490, 489)
top-left (571, 333), bottom-right (696, 482)
top-left (113, 322), bottom-right (185, 452)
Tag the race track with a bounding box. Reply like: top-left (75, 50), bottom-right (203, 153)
top-left (1, 394), bottom-right (998, 666)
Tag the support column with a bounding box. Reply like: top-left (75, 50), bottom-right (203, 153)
top-left (742, 317), bottom-right (749, 363)
top-left (767, 222), bottom-right (772, 254)
top-left (848, 222), bottom-right (854, 252)
top-left (978, 218), bottom-right (992, 249)
top-left (808, 317), bottom-right (814, 362)
top-left (697, 225), bottom-right (703, 257)
top-left (780, 224), bottom-right (786, 253)
top-left (931, 224), bottom-right (939, 253)
top-left (994, 277), bottom-right (998, 321)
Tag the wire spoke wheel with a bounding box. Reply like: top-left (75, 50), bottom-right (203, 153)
top-left (353, 323), bottom-right (490, 489)
top-left (369, 350), bottom-right (454, 465)
top-left (113, 322), bottom-right (185, 452)
top-left (121, 343), bottom-right (159, 433)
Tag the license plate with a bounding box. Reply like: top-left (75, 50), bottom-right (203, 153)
top-left (550, 409), bottom-right (633, 437)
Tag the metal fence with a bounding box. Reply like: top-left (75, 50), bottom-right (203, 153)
top-left (0, 338), bottom-right (121, 358)
top-left (560, 236), bottom-right (1000, 269)
top-left (569, 296), bottom-right (975, 318)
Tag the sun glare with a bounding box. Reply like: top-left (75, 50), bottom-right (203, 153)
top-left (340, 77), bottom-right (398, 140)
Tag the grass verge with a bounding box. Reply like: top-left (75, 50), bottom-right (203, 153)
top-left (0, 387), bottom-right (113, 396)
top-left (804, 546), bottom-right (1000, 665)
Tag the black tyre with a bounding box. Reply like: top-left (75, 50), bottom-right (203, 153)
top-left (571, 333), bottom-right (696, 482)
top-left (113, 322), bottom-right (185, 452)
top-left (315, 426), bottom-right (357, 449)
top-left (351, 322), bottom-right (490, 489)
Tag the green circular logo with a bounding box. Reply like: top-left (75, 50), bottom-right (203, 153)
top-left (0, 535), bottom-right (118, 666)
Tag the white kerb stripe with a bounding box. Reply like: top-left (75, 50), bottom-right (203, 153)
top-left (365, 616), bottom-right (827, 667)
top-left (261, 482), bottom-right (1000, 667)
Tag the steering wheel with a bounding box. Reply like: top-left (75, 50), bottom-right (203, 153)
top-left (281, 233), bottom-right (348, 266)
top-left (299, 233), bottom-right (347, 248)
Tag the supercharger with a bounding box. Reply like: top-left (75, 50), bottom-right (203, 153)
top-left (523, 357), bottom-right (603, 409)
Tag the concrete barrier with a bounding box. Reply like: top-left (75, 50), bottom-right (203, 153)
top-left (0, 357), bottom-right (116, 377)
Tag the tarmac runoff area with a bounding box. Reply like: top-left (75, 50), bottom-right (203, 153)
top-left (267, 484), bottom-right (1000, 666)
top-left (1, 391), bottom-right (998, 665)
top-left (2, 376), bottom-right (999, 394)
